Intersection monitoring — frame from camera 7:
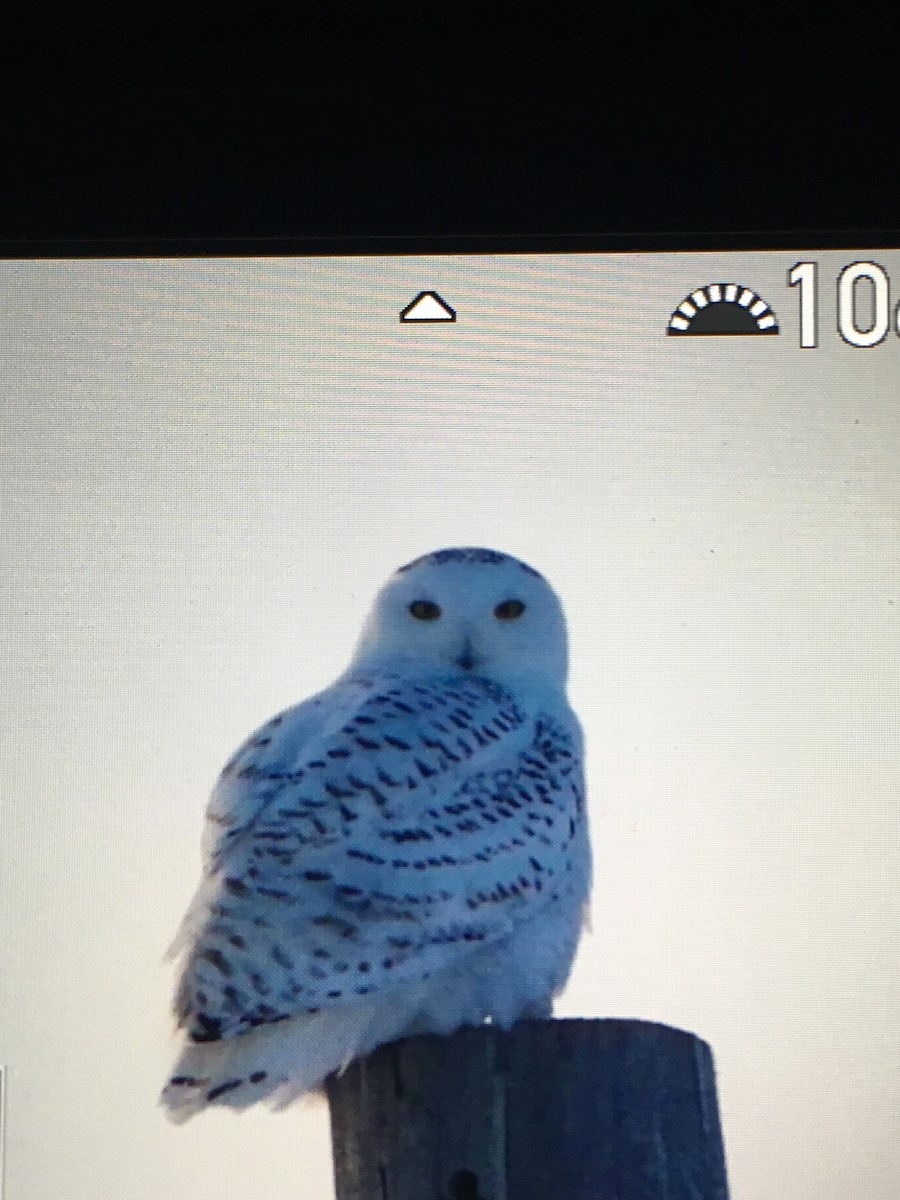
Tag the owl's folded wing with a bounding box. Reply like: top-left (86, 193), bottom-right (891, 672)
top-left (169, 671), bottom-right (585, 1043)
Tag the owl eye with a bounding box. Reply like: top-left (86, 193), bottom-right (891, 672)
top-left (494, 599), bottom-right (526, 620)
top-left (409, 599), bottom-right (442, 621)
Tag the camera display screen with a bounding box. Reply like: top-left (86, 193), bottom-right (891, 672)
top-left (1, 246), bottom-right (897, 1200)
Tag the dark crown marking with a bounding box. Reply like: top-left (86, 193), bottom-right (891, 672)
top-left (396, 547), bottom-right (543, 579)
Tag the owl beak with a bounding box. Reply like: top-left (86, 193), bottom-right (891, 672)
top-left (455, 635), bottom-right (479, 671)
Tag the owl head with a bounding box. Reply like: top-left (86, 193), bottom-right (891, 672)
top-left (350, 547), bottom-right (570, 691)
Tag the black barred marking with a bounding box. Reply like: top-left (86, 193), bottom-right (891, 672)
top-left (250, 1070), bottom-right (267, 1083)
top-left (243, 1009), bottom-right (290, 1029)
top-left (207, 1079), bottom-right (243, 1101)
top-left (387, 827), bottom-right (434, 844)
top-left (347, 847), bottom-right (386, 865)
top-left (325, 782), bottom-right (355, 799)
top-left (271, 945), bottom-right (294, 969)
top-left (256, 885), bottom-right (294, 901)
top-left (422, 736), bottom-right (459, 760)
top-left (200, 947), bottom-right (233, 976)
top-left (170, 1075), bottom-right (204, 1088)
top-left (444, 802), bottom-right (471, 815)
top-left (313, 915), bottom-right (358, 938)
top-left (384, 735), bottom-right (412, 751)
top-left (191, 1014), bottom-right (224, 1042)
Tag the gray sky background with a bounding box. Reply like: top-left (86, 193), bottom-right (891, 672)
top-left (1, 251), bottom-right (898, 1200)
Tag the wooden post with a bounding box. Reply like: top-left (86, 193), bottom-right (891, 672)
top-left (327, 1018), bottom-right (729, 1200)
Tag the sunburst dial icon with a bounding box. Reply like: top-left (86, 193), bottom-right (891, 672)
top-left (667, 284), bottom-right (779, 335)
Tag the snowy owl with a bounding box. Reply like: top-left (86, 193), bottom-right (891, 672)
top-left (161, 547), bottom-right (591, 1121)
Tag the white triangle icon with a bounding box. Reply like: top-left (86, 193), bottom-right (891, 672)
top-left (400, 291), bottom-right (456, 322)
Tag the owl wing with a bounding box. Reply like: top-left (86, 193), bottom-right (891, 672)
top-left (171, 670), bottom-right (585, 1044)
top-left (166, 673), bottom-right (378, 959)
top-left (200, 675), bottom-right (376, 873)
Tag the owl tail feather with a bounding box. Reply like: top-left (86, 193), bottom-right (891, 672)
top-left (160, 993), bottom-right (425, 1122)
